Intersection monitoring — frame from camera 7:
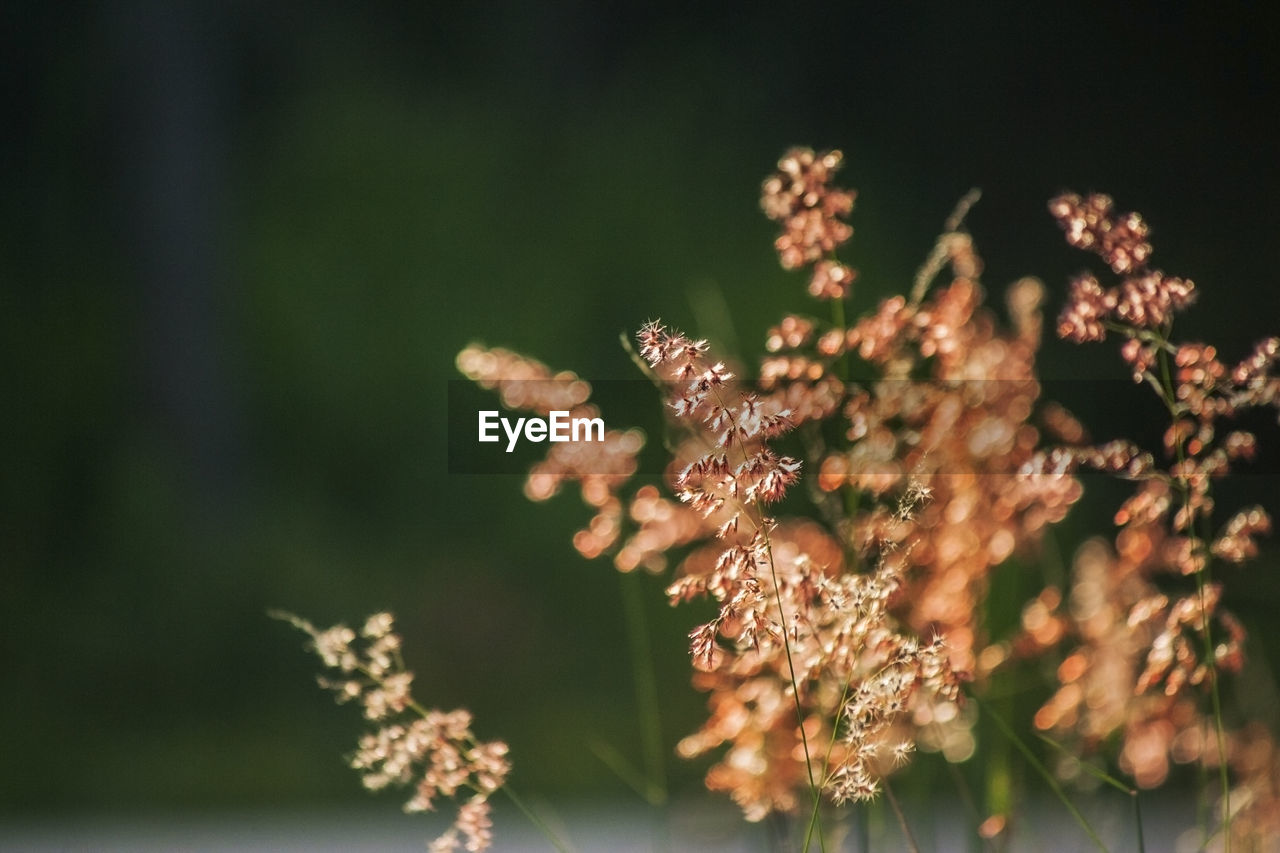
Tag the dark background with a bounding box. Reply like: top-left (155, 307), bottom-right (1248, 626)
top-left (3, 0), bottom-right (1278, 819)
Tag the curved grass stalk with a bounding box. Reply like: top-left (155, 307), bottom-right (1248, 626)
top-left (619, 569), bottom-right (669, 807)
top-left (1155, 338), bottom-right (1232, 851)
top-left (882, 776), bottom-right (920, 853)
top-left (1037, 733), bottom-right (1146, 853)
top-left (501, 785), bottom-right (576, 853)
top-left (975, 694), bottom-right (1108, 852)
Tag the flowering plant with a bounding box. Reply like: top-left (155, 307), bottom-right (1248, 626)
top-left (282, 149), bottom-right (1279, 851)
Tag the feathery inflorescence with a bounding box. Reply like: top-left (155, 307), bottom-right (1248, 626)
top-left (290, 148), bottom-right (1278, 849)
top-left (278, 612), bottom-right (509, 852)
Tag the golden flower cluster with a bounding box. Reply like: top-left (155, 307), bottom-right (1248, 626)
top-left (278, 612), bottom-right (509, 852)
top-left (1034, 190), bottom-right (1280, 844)
top-left (443, 154), bottom-right (1278, 846)
top-left (455, 153), bottom-right (1090, 826)
top-left (761, 147), bottom-right (857, 299)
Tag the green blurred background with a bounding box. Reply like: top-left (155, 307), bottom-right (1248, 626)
top-left (3, 0), bottom-right (1278, 824)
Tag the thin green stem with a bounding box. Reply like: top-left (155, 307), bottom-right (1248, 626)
top-left (855, 802), bottom-right (870, 853)
top-left (619, 569), bottom-right (668, 806)
top-left (976, 695), bottom-right (1108, 852)
top-left (802, 679), bottom-right (853, 853)
top-left (947, 760), bottom-right (993, 853)
top-left (1104, 321), bottom-right (1178, 354)
top-left (1035, 734), bottom-right (1131, 795)
top-left (462, 732), bottom-right (575, 852)
top-left (705, 381), bottom-right (825, 852)
top-left (1134, 789), bottom-right (1147, 853)
top-left (908, 188), bottom-right (981, 306)
top-left (1037, 734), bottom-right (1146, 853)
top-left (767, 812), bottom-right (797, 853)
top-left (758, 512), bottom-right (826, 853)
top-left (631, 331), bottom-right (826, 849)
top-left (883, 775), bottom-right (921, 853)
top-left (759, 533), bottom-right (812, 777)
top-left (1194, 565), bottom-right (1232, 845)
top-left (1197, 757), bottom-right (1211, 845)
top-left (831, 291), bottom-right (850, 383)
top-left (501, 785), bottom-right (575, 853)
top-left (1155, 340), bottom-right (1232, 850)
top-left (588, 738), bottom-right (660, 806)
top-left (800, 798), bottom-right (823, 852)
